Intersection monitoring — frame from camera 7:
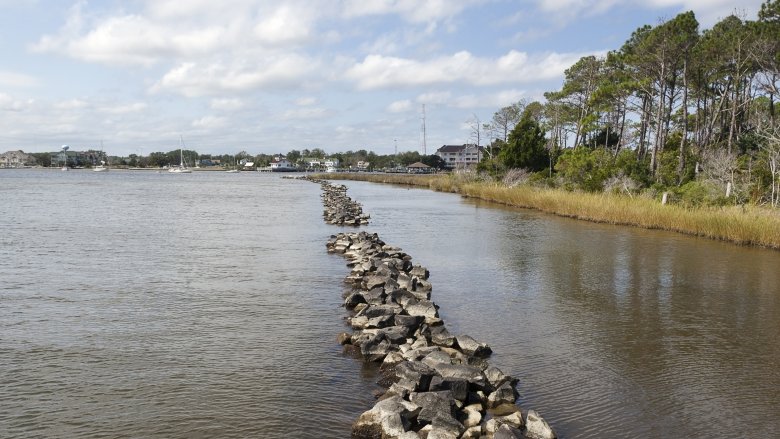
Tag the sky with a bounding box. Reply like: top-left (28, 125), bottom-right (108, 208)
top-left (0, 0), bottom-right (766, 157)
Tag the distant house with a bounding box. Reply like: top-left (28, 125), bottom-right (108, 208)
top-left (406, 162), bottom-right (433, 174)
top-left (0, 150), bottom-right (35, 168)
top-left (435, 144), bottom-right (485, 169)
top-left (270, 157), bottom-right (295, 171)
top-left (356, 160), bottom-right (370, 171)
top-left (324, 158), bottom-right (339, 172)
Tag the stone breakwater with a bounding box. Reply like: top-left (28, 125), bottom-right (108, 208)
top-left (328, 232), bottom-right (556, 439)
top-left (299, 176), bottom-right (556, 438)
top-left (318, 179), bottom-right (370, 226)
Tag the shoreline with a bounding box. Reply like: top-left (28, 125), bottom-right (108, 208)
top-left (316, 173), bottom-right (780, 251)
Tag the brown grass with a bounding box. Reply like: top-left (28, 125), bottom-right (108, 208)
top-left (317, 173), bottom-right (780, 250)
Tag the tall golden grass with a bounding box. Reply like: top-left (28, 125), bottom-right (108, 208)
top-left (319, 173), bottom-right (780, 249)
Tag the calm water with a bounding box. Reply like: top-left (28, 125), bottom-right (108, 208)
top-left (2, 170), bottom-right (779, 438)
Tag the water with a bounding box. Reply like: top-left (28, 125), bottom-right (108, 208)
top-left (2, 170), bottom-right (779, 438)
top-left (344, 180), bottom-right (780, 439)
top-left (0, 170), bottom-right (377, 438)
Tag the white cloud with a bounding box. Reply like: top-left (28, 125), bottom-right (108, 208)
top-left (342, 0), bottom-right (482, 24)
top-left (151, 55), bottom-right (318, 96)
top-left (345, 50), bottom-right (586, 89)
top-left (282, 107), bottom-right (330, 120)
top-left (295, 97), bottom-right (317, 106)
top-left (416, 92), bottom-right (452, 105)
top-left (533, 0), bottom-right (765, 26)
top-left (0, 71), bottom-right (39, 87)
top-left (210, 98), bottom-right (244, 111)
top-left (103, 102), bottom-right (148, 114)
top-left (192, 115), bottom-right (226, 129)
top-left (54, 99), bottom-right (89, 110)
top-left (0, 93), bottom-right (34, 112)
top-left (253, 4), bottom-right (317, 46)
top-left (387, 99), bottom-right (412, 113)
top-left (451, 89), bottom-right (527, 109)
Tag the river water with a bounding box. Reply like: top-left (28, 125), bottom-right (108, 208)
top-left (1, 170), bottom-right (779, 438)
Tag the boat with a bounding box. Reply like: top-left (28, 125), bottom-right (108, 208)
top-left (93, 142), bottom-right (109, 172)
top-left (225, 156), bottom-right (241, 173)
top-left (93, 160), bottom-right (109, 172)
top-left (169, 136), bottom-right (192, 174)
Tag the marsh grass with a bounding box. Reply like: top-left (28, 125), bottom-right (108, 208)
top-left (319, 173), bottom-right (780, 249)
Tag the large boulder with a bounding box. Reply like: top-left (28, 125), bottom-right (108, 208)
top-left (430, 326), bottom-right (456, 348)
top-left (483, 366), bottom-right (517, 392)
top-left (487, 382), bottom-right (517, 408)
top-left (525, 410), bottom-right (556, 439)
top-left (408, 391), bottom-right (457, 427)
top-left (352, 395), bottom-right (420, 439)
top-left (455, 334), bottom-right (492, 358)
top-left (432, 363), bottom-right (487, 389)
top-left (405, 301), bottom-right (438, 319)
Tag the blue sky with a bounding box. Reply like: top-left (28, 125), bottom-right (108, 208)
top-left (0, 0), bottom-right (764, 157)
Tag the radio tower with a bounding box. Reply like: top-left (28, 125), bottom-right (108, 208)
top-left (420, 104), bottom-right (427, 155)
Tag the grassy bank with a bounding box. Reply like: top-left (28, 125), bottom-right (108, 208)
top-left (320, 173), bottom-right (780, 250)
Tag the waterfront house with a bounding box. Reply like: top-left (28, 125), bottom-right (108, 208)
top-left (0, 150), bottom-right (35, 168)
top-left (270, 157), bottom-right (295, 171)
top-left (435, 144), bottom-right (485, 169)
top-left (356, 161), bottom-right (370, 171)
top-left (406, 162), bottom-right (433, 174)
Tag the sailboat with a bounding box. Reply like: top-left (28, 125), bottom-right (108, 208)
top-left (169, 136), bottom-right (192, 173)
top-left (93, 141), bottom-right (109, 172)
top-left (225, 155), bottom-right (240, 173)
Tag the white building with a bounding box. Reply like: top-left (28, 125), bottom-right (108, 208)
top-left (435, 144), bottom-right (485, 168)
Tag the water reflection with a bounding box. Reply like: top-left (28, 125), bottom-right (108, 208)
top-left (345, 181), bottom-right (780, 438)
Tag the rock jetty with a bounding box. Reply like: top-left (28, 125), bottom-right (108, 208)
top-left (299, 175), bottom-right (556, 438)
top-left (327, 232), bottom-right (556, 439)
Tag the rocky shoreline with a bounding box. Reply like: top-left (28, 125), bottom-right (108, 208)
top-left (307, 176), bottom-right (556, 439)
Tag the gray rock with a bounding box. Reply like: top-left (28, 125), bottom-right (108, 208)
top-left (428, 377), bottom-right (469, 401)
top-left (352, 395), bottom-right (420, 439)
top-left (455, 334), bottom-right (492, 358)
top-left (409, 265), bottom-right (429, 280)
top-left (394, 314), bottom-right (424, 330)
top-left (484, 366), bottom-right (517, 391)
top-left (430, 326), bottom-right (456, 347)
top-left (487, 382), bottom-right (517, 408)
top-left (432, 363), bottom-right (487, 389)
top-left (460, 404), bottom-right (482, 428)
top-left (392, 361), bottom-right (436, 391)
top-left (409, 391), bottom-right (456, 426)
top-left (344, 292), bottom-right (367, 309)
top-left (405, 301), bottom-right (439, 319)
top-left (525, 410), bottom-right (556, 439)
top-left (364, 275), bottom-right (388, 290)
top-left (421, 350), bottom-right (452, 367)
top-left (494, 423), bottom-right (523, 439)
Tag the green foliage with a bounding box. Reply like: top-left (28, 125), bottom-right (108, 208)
top-left (499, 114), bottom-right (549, 171)
top-left (614, 149), bottom-right (653, 186)
top-left (554, 147), bottom-right (615, 191)
top-left (476, 155), bottom-right (506, 178)
top-left (670, 180), bottom-right (729, 207)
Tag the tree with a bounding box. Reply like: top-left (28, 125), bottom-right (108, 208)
top-left (499, 113), bottom-right (549, 171)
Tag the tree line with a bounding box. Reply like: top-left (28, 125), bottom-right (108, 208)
top-left (479, 1), bottom-right (780, 207)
